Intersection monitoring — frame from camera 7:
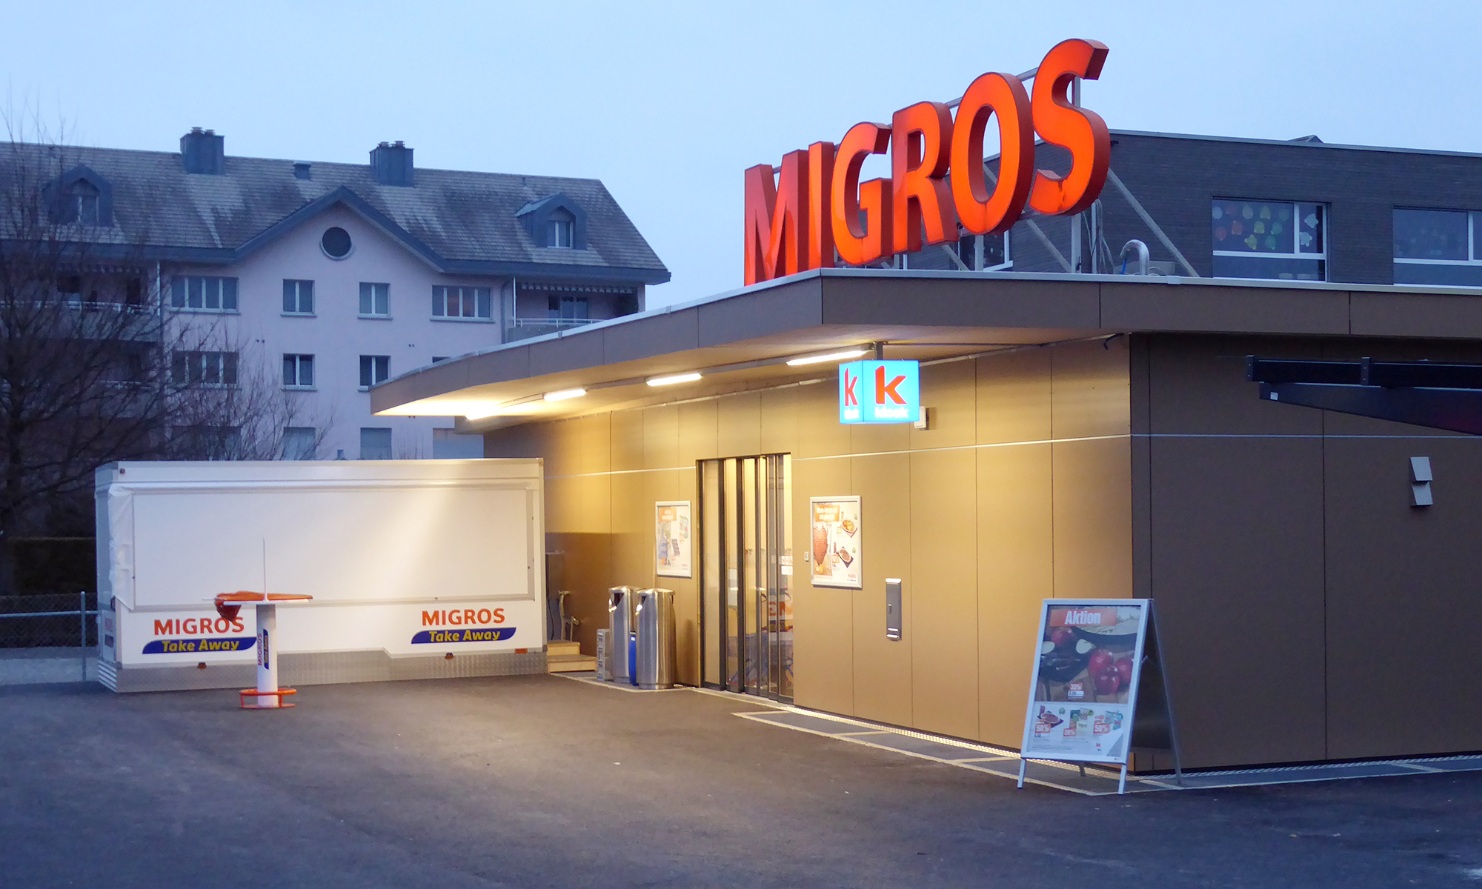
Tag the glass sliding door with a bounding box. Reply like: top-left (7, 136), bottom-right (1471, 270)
top-left (699, 454), bottom-right (791, 702)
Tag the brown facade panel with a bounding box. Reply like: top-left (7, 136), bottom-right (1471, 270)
top-left (642, 405), bottom-right (681, 470)
top-left (1147, 437), bottom-right (1328, 768)
top-left (1323, 436), bottom-right (1482, 760)
top-left (976, 444), bottom-right (1054, 747)
top-left (1143, 335), bottom-right (1324, 437)
top-left (908, 449), bottom-right (979, 741)
top-left (1099, 283), bottom-right (1351, 336)
top-left (1051, 437), bottom-right (1133, 600)
top-left (848, 452), bottom-right (914, 728)
top-left (717, 392), bottom-right (762, 458)
top-left (912, 359), bottom-right (976, 450)
top-left (790, 456), bottom-right (855, 716)
top-left (1051, 336), bottom-right (1131, 441)
top-left (976, 347), bottom-right (1051, 445)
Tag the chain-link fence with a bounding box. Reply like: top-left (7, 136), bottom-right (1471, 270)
top-left (0, 592), bottom-right (98, 649)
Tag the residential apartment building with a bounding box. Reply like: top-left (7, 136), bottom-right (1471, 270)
top-left (16, 128), bottom-right (668, 461)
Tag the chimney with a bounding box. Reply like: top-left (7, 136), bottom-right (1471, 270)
top-left (370, 140), bottom-right (414, 186)
top-left (180, 127), bottom-right (225, 175)
top-left (293, 162), bottom-right (312, 180)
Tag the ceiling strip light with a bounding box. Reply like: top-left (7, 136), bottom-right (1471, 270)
top-left (646, 372), bottom-right (703, 387)
top-left (786, 348), bottom-right (870, 367)
top-left (543, 387), bottom-right (587, 402)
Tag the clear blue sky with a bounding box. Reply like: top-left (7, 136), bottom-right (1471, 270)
top-left (4, 1), bottom-right (1477, 306)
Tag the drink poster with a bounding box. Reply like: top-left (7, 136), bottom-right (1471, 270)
top-left (1020, 600), bottom-right (1150, 765)
top-left (655, 501), bottom-right (692, 578)
top-left (808, 496), bottom-right (861, 589)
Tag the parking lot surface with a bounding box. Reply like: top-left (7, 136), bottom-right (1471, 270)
top-left (2, 674), bottom-right (1481, 888)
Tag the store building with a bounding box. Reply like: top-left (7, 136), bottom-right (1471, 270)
top-left (369, 49), bottom-right (1482, 770)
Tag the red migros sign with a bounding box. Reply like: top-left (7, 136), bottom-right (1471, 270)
top-left (744, 38), bottom-right (1111, 286)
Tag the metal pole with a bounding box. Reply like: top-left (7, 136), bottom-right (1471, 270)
top-left (79, 590), bottom-right (87, 681)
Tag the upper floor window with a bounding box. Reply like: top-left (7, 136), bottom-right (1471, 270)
top-left (45, 165), bottom-right (112, 227)
top-left (170, 276), bottom-right (238, 312)
top-left (359, 354), bottom-right (390, 389)
top-left (432, 285), bottom-right (492, 321)
top-left (69, 181), bottom-right (100, 226)
top-left (1211, 199), bottom-right (1326, 281)
top-left (955, 230), bottom-right (1010, 271)
top-left (548, 209), bottom-right (576, 248)
top-left (171, 350), bottom-right (238, 387)
top-left (283, 353), bottom-right (315, 389)
top-left (359, 282), bottom-right (390, 317)
top-left (548, 295), bottom-right (589, 323)
top-left (281, 426), bottom-right (317, 461)
top-left (282, 279), bottom-right (314, 315)
top-left (1393, 209), bottom-right (1482, 287)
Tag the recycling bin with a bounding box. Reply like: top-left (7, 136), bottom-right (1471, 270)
top-left (634, 588), bottom-right (676, 690)
top-left (607, 586), bottom-right (637, 683)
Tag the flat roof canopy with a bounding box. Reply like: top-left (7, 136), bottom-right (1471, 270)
top-left (371, 268), bottom-right (1482, 431)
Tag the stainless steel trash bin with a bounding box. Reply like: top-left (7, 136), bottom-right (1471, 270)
top-left (607, 586), bottom-right (637, 683)
top-left (634, 588), bottom-right (676, 690)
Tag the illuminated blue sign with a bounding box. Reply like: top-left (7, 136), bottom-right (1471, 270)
top-left (839, 360), bottom-right (920, 424)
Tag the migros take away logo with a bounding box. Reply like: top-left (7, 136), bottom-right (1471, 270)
top-left (412, 607), bottom-right (516, 645)
top-left (840, 360), bottom-right (919, 424)
top-left (143, 616), bottom-right (255, 655)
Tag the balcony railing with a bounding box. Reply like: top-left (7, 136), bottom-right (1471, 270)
top-left (505, 317), bottom-right (595, 342)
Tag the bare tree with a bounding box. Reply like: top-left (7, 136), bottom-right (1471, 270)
top-left (0, 118), bottom-right (333, 591)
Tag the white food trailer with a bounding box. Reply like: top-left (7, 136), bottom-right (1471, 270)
top-left (94, 459), bottom-right (546, 693)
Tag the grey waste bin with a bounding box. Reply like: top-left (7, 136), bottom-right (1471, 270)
top-left (634, 588), bottom-right (676, 690)
top-left (607, 586), bottom-right (637, 683)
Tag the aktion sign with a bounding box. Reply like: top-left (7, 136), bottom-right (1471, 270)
top-left (1021, 600), bottom-right (1150, 765)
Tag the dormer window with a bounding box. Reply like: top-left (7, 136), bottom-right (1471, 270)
top-left (516, 192), bottom-right (588, 250)
top-left (45, 165), bottom-right (113, 227)
top-left (549, 210), bottom-right (575, 248)
top-left (70, 181), bottom-right (100, 226)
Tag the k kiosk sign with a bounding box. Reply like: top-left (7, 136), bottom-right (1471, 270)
top-left (840, 360), bottom-right (920, 424)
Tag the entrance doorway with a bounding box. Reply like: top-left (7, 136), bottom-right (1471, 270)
top-left (699, 455), bottom-right (793, 701)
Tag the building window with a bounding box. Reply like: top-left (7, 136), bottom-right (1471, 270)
top-left (281, 426), bottom-right (317, 460)
top-left (283, 354), bottom-right (315, 389)
top-left (548, 209), bottom-right (576, 248)
top-left (548, 295), bottom-right (589, 322)
top-left (282, 279), bottom-right (314, 315)
top-left (69, 181), bottom-right (100, 226)
top-left (169, 276), bottom-right (238, 312)
top-left (171, 350), bottom-right (238, 387)
top-left (1211, 199), bottom-right (1326, 281)
top-left (360, 427), bottom-right (393, 460)
top-left (321, 226), bottom-right (353, 259)
top-left (1393, 209), bottom-right (1482, 287)
top-left (432, 285), bottom-right (492, 320)
top-left (359, 282), bottom-right (390, 317)
top-left (359, 355), bottom-right (390, 389)
top-left (173, 425), bottom-right (241, 459)
top-left (955, 230), bottom-right (1010, 271)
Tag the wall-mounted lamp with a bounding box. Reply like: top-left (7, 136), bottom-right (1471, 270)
top-left (646, 372), bottom-right (702, 387)
top-left (786, 348), bottom-right (869, 367)
top-left (1411, 456), bottom-right (1433, 507)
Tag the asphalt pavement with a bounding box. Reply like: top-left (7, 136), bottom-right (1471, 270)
top-left (2, 673), bottom-right (1480, 888)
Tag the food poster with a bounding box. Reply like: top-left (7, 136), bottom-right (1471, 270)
top-left (655, 501), bottom-right (692, 578)
top-left (808, 497), bottom-right (861, 589)
top-left (1020, 600), bottom-right (1149, 764)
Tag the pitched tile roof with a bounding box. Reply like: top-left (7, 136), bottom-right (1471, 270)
top-left (0, 140), bottom-right (669, 285)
